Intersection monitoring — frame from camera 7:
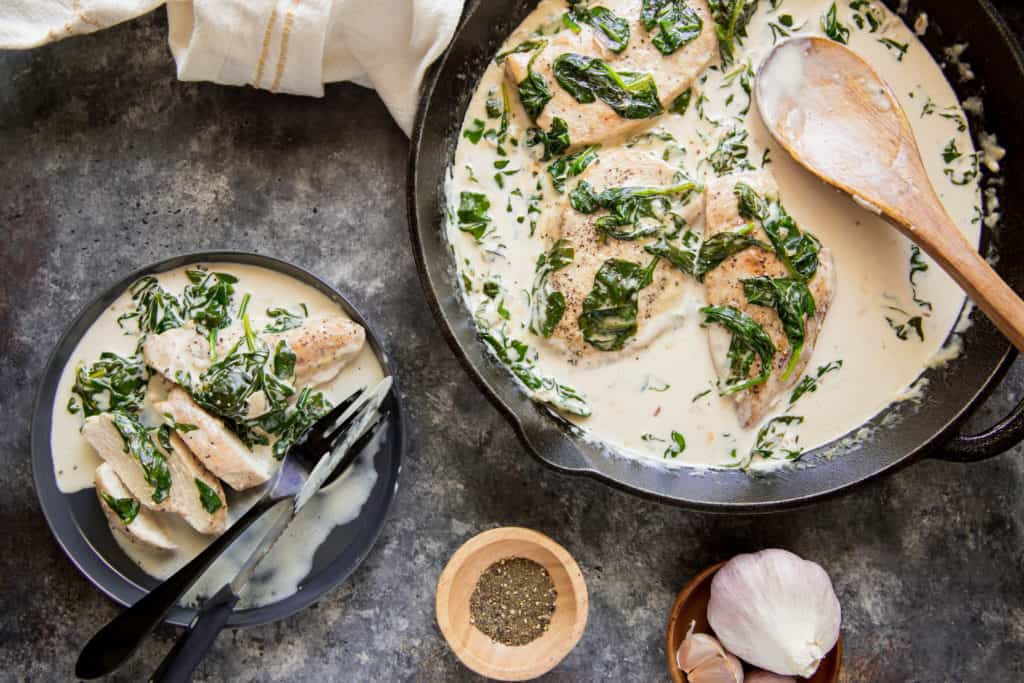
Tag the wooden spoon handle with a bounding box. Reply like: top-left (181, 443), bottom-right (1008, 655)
top-left (913, 210), bottom-right (1024, 351)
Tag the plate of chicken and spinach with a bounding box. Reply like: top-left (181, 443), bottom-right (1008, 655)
top-left (31, 252), bottom-right (404, 626)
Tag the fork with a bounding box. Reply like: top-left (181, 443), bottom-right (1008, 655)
top-left (75, 380), bottom-right (393, 679)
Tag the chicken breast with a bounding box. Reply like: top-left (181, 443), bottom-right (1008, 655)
top-left (158, 388), bottom-right (272, 491)
top-left (703, 171), bottom-right (835, 428)
top-left (94, 462), bottom-right (177, 551)
top-left (219, 316), bottom-right (367, 386)
top-left (506, 0), bottom-right (716, 147)
top-left (544, 148), bottom-right (690, 362)
top-left (144, 316), bottom-right (365, 388)
top-left (83, 412), bottom-right (228, 533)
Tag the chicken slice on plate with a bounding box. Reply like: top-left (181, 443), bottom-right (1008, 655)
top-left (144, 316), bottom-right (365, 388)
top-left (505, 0), bottom-right (715, 147)
top-left (158, 388), bottom-right (272, 491)
top-left (543, 147), bottom-right (692, 362)
top-left (83, 412), bottom-right (228, 534)
top-left (703, 171), bottom-right (836, 428)
top-left (94, 462), bottom-right (177, 551)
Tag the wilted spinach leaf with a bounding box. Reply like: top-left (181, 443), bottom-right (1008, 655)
top-left (553, 53), bottom-right (662, 119)
top-left (696, 228), bottom-right (771, 280)
top-left (111, 411), bottom-right (172, 504)
top-left (569, 179), bottom-right (698, 240)
top-left (708, 0), bottom-right (759, 65)
top-left (101, 493), bottom-right (141, 524)
top-left (530, 239), bottom-right (575, 338)
top-left (742, 276), bottom-right (817, 380)
top-left (526, 117), bottom-right (571, 160)
top-left (700, 305), bottom-right (776, 394)
top-left (118, 276), bottom-right (184, 336)
top-left (548, 145), bottom-right (599, 192)
top-left (821, 2), bottom-right (850, 44)
top-left (519, 49), bottom-right (553, 121)
top-left (263, 304), bottom-right (308, 333)
top-left (69, 352), bottom-right (149, 417)
top-left (734, 182), bottom-right (821, 281)
top-left (641, 0), bottom-right (704, 55)
top-left (456, 191), bottom-right (493, 241)
top-left (579, 258), bottom-right (658, 351)
top-left (195, 478), bottom-right (223, 514)
top-left (495, 38), bottom-right (548, 64)
top-left (568, 6), bottom-right (631, 53)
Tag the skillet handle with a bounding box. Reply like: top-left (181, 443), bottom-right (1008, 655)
top-left (933, 394), bottom-right (1024, 463)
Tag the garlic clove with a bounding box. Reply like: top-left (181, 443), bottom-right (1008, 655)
top-left (677, 626), bottom-right (744, 683)
top-left (745, 671), bottom-right (796, 683)
top-left (707, 548), bottom-right (841, 678)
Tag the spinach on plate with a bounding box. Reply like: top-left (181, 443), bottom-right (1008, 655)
top-left (708, 0), bottom-right (758, 65)
top-left (548, 145), bottom-right (599, 193)
top-left (69, 352), bottom-right (149, 417)
top-left (530, 239), bottom-right (575, 338)
top-left (742, 276), bottom-right (817, 380)
top-left (734, 182), bottom-right (821, 281)
top-left (101, 493), bottom-right (141, 525)
top-left (640, 0), bottom-right (704, 55)
top-left (111, 411), bottom-right (173, 504)
top-left (565, 4), bottom-right (631, 53)
top-left (569, 178), bottom-right (698, 240)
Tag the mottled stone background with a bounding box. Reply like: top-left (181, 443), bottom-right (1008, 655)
top-left (2, 3), bottom-right (1023, 681)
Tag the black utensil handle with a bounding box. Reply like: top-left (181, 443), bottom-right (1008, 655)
top-left (149, 584), bottom-right (240, 683)
top-left (935, 395), bottom-right (1024, 462)
top-left (75, 500), bottom-right (272, 679)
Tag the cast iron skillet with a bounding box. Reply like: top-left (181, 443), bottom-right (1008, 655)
top-left (409, 0), bottom-right (1024, 511)
top-left (31, 252), bottom-right (406, 626)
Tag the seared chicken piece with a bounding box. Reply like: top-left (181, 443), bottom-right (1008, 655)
top-left (94, 462), bottom-right (177, 551)
top-left (144, 317), bottom-right (365, 388)
top-left (158, 388), bottom-right (271, 491)
top-left (506, 0), bottom-right (716, 147)
top-left (217, 316), bottom-right (366, 386)
top-left (545, 148), bottom-right (689, 362)
top-left (83, 413), bottom-right (228, 533)
top-left (703, 171), bottom-right (836, 428)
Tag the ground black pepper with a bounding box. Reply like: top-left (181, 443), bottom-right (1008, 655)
top-left (468, 556), bottom-right (557, 646)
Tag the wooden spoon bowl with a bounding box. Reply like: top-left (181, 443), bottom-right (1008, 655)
top-left (665, 562), bottom-right (841, 683)
top-left (436, 527), bottom-right (588, 681)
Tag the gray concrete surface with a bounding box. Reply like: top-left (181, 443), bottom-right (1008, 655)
top-left (2, 3), bottom-right (1023, 681)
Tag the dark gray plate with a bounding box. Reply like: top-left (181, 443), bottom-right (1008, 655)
top-left (30, 251), bottom-right (405, 627)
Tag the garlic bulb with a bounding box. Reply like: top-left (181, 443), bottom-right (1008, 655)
top-left (745, 672), bottom-right (796, 683)
top-left (707, 549), bottom-right (841, 677)
top-left (676, 622), bottom-right (744, 683)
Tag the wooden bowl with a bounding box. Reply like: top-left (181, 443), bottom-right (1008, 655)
top-left (436, 527), bottom-right (588, 681)
top-left (666, 562), bottom-right (842, 683)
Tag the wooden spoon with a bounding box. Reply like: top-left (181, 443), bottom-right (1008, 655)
top-left (755, 36), bottom-right (1024, 351)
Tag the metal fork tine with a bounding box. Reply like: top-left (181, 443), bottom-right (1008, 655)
top-left (301, 387), bottom-right (364, 446)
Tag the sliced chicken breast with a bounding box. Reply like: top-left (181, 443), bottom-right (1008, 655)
top-left (94, 462), bottom-right (177, 551)
top-left (506, 0), bottom-right (716, 147)
top-left (545, 147), bottom-right (689, 362)
top-left (158, 388), bottom-right (272, 491)
top-left (144, 316), bottom-right (365, 389)
top-left (219, 316), bottom-right (367, 386)
top-left (83, 412), bottom-right (228, 533)
top-left (703, 171), bottom-right (836, 428)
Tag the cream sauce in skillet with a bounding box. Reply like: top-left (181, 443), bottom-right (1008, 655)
top-left (447, 0), bottom-right (986, 469)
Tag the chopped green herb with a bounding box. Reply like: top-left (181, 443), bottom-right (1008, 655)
top-left (456, 191), bottom-right (493, 241)
top-left (909, 245), bottom-right (932, 311)
top-left (692, 388), bottom-right (713, 402)
top-left (750, 415), bottom-right (804, 462)
top-left (942, 139), bottom-right (962, 164)
top-left (878, 37), bottom-right (909, 61)
top-left (663, 431), bottom-right (687, 458)
top-left (707, 127), bottom-right (754, 176)
top-left (789, 360), bottom-right (843, 405)
top-left (463, 118), bottom-right (486, 144)
top-left (886, 312), bottom-right (925, 341)
top-left (821, 3), bottom-right (849, 44)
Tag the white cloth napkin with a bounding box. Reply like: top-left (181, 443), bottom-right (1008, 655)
top-left (0, 0), bottom-right (464, 134)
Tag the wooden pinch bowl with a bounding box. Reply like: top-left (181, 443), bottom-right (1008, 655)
top-left (666, 562), bottom-right (842, 683)
top-left (436, 527), bottom-right (589, 681)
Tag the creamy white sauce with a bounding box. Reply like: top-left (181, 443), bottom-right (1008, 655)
top-left (447, 0), bottom-right (986, 470)
top-left (50, 263), bottom-right (384, 607)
